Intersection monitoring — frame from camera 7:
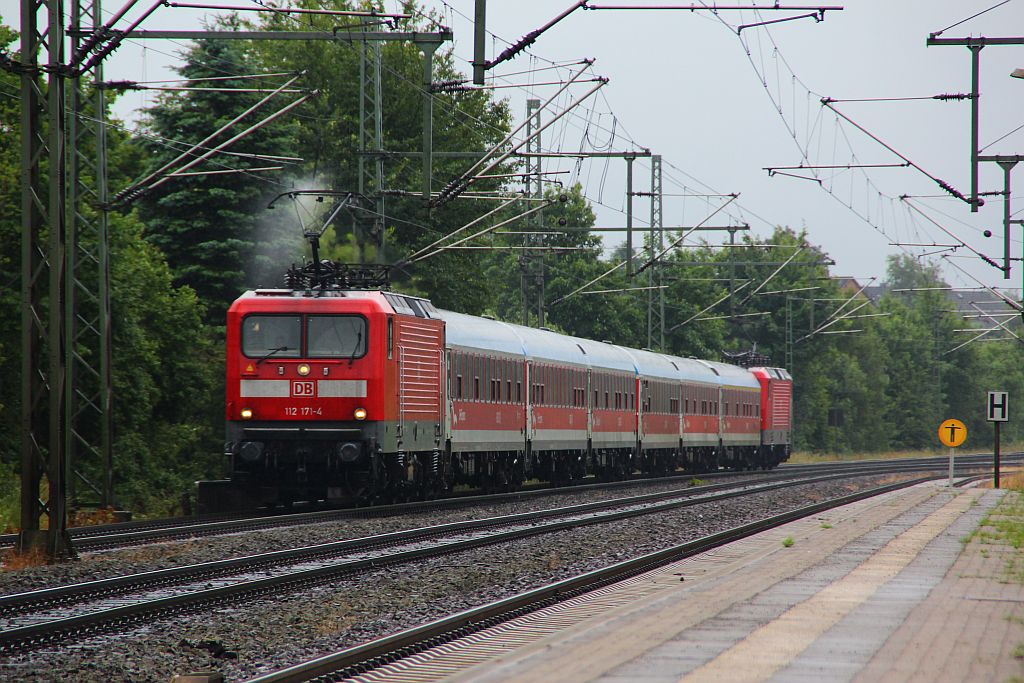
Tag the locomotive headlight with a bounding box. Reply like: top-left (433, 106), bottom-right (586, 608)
top-left (353, 407), bottom-right (367, 421)
top-left (297, 363), bottom-right (311, 376)
top-left (240, 408), bottom-right (253, 420)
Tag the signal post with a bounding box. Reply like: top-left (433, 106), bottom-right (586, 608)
top-left (938, 418), bottom-right (967, 487)
top-left (988, 391), bottom-right (1009, 488)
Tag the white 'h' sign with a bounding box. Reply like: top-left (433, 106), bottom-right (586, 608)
top-left (988, 391), bottom-right (1009, 422)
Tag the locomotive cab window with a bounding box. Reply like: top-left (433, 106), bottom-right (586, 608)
top-left (242, 315), bottom-right (302, 359)
top-left (307, 315), bottom-right (367, 358)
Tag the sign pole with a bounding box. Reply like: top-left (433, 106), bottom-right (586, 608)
top-left (949, 446), bottom-right (955, 487)
top-left (995, 421), bottom-right (1001, 489)
top-left (987, 391), bottom-right (1008, 489)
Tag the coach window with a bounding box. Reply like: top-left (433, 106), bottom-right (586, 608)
top-left (501, 360), bottom-right (507, 402)
top-left (242, 315), bottom-right (302, 359)
top-left (308, 315), bottom-right (367, 359)
top-left (456, 375), bottom-right (463, 399)
top-left (474, 376), bottom-right (480, 401)
top-left (485, 358), bottom-right (492, 402)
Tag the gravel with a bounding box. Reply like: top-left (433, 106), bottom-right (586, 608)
top-left (0, 473), bottom-right (767, 595)
top-left (0, 473), bottom-right (919, 682)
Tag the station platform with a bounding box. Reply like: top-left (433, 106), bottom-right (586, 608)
top-left (440, 481), bottom-right (1024, 683)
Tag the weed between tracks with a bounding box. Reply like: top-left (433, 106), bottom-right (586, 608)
top-left (1, 544), bottom-right (49, 570)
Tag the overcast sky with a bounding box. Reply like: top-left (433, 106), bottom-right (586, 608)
top-left (7, 0), bottom-right (1024, 294)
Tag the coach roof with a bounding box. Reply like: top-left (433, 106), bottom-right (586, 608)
top-left (439, 310), bottom-right (527, 358)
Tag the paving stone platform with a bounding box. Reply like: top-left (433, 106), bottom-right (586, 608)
top-left (451, 482), bottom-right (1024, 683)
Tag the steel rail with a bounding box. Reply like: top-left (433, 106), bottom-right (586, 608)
top-left (0, 454), bottom-right (1015, 552)
top-left (0, 468), bottom-right (894, 616)
top-left (0, 467), bottom-right (948, 652)
top-left (243, 474), bottom-right (954, 683)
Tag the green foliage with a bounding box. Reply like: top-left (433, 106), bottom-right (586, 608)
top-left (107, 213), bottom-right (223, 512)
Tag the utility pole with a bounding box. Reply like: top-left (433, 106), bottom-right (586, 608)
top-left (647, 155), bottom-right (664, 350)
top-left (626, 155), bottom-right (635, 276)
top-left (69, 0), bottom-right (114, 511)
top-left (16, 0), bottom-right (75, 559)
top-left (728, 226), bottom-right (738, 319)
top-left (529, 99), bottom-right (545, 326)
top-left (786, 296), bottom-right (794, 371)
top-left (358, 17), bottom-right (384, 263)
top-left (520, 98), bottom-right (543, 326)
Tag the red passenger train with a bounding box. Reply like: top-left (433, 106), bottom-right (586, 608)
top-left (222, 284), bottom-right (792, 507)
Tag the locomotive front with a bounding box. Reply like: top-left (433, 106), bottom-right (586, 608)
top-left (224, 289), bottom-right (391, 505)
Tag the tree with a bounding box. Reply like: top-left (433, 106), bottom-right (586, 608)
top-left (0, 21), bottom-right (22, 471)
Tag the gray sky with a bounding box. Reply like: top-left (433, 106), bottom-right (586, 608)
top-left (8, 0), bottom-right (1024, 294)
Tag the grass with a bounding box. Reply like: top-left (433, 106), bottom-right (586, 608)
top-left (782, 536), bottom-right (795, 548)
top-left (962, 480), bottom-right (1024, 585)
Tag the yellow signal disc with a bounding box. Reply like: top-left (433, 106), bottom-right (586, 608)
top-left (938, 418), bottom-right (967, 448)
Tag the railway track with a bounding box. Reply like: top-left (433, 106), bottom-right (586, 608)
top-left (0, 465), bottom-right (944, 654)
top-left (241, 474), bottom-right (978, 683)
top-left (0, 454), bottom-right (1012, 553)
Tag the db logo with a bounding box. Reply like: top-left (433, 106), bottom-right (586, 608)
top-left (291, 380), bottom-right (315, 397)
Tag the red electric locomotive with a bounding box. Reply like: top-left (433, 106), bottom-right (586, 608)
top-left (217, 265), bottom-right (793, 509)
top-left (224, 287), bottom-right (448, 506)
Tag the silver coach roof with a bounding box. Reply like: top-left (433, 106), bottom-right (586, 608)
top-left (614, 346), bottom-right (680, 382)
top-left (439, 310), bottom-right (527, 358)
top-left (437, 310), bottom-right (757, 386)
top-left (699, 360), bottom-right (761, 389)
top-left (439, 311), bottom-right (636, 372)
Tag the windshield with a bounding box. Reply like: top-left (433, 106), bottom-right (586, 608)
top-left (242, 315), bottom-right (302, 358)
top-left (308, 315), bottom-right (367, 359)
